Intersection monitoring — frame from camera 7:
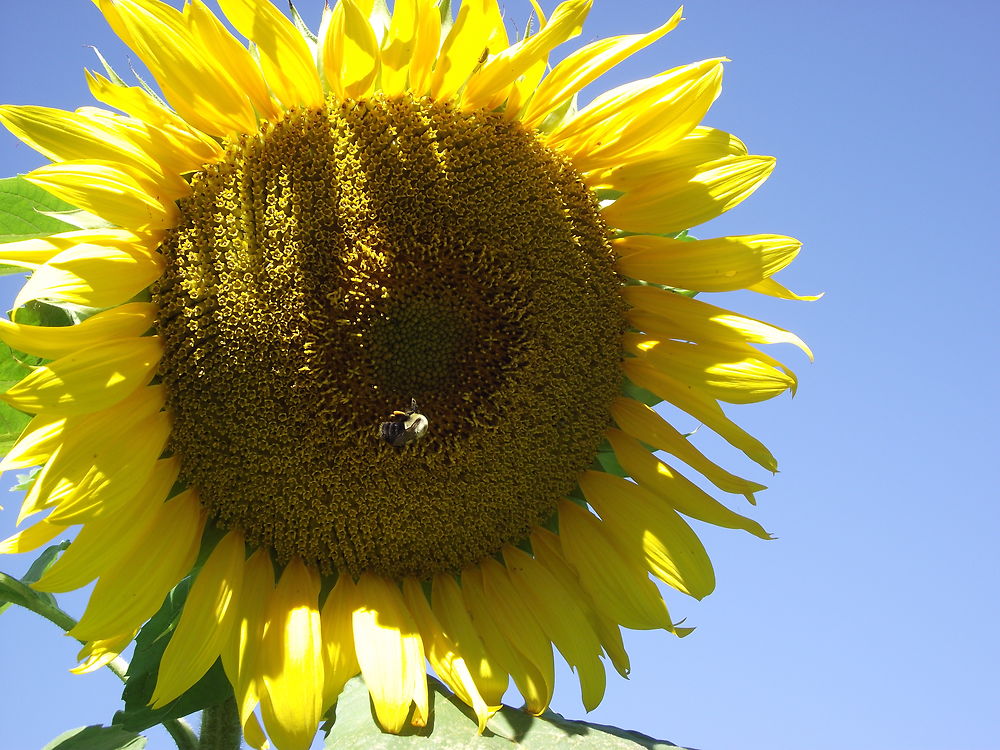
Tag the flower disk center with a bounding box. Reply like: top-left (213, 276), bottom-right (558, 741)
top-left (154, 96), bottom-right (624, 579)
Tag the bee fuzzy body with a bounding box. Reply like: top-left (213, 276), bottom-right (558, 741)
top-left (379, 398), bottom-right (429, 448)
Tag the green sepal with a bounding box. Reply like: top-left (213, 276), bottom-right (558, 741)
top-left (88, 46), bottom-right (129, 87)
top-left (323, 677), bottom-right (692, 748)
top-left (91, 45), bottom-right (165, 106)
top-left (0, 541), bottom-right (70, 616)
top-left (0, 176), bottom-right (79, 243)
top-left (536, 92), bottom-right (578, 135)
top-left (115, 577), bottom-right (233, 733)
top-left (41, 725), bottom-right (147, 750)
top-left (439, 0), bottom-right (454, 37)
top-left (620, 375), bottom-right (662, 409)
top-left (289, 0), bottom-right (319, 46)
top-left (594, 439), bottom-right (628, 477)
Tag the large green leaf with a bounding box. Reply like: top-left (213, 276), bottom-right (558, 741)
top-left (41, 725), bottom-right (147, 750)
top-left (115, 577), bottom-right (233, 732)
top-left (0, 176), bottom-right (79, 243)
top-left (323, 678), bottom-right (693, 749)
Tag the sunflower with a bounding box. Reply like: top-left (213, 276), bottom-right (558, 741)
top-left (0, 1), bottom-right (811, 748)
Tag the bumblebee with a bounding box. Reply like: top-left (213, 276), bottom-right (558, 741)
top-left (379, 398), bottom-right (429, 448)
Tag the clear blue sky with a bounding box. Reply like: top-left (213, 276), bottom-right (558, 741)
top-left (1, 1), bottom-right (998, 749)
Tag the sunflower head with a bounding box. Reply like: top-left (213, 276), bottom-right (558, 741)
top-left (0, 2), bottom-right (812, 749)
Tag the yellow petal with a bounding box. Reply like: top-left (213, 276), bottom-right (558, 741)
top-left (378, 0), bottom-right (415, 93)
top-left (221, 547), bottom-right (273, 732)
top-left (319, 573), bottom-right (361, 710)
top-left (241, 714), bottom-right (270, 750)
top-left (0, 105), bottom-right (188, 198)
top-left (44, 411), bottom-right (171, 525)
top-left (607, 428), bottom-right (771, 538)
top-left (556, 500), bottom-right (674, 631)
top-left (321, 0), bottom-right (381, 100)
top-left (584, 125), bottom-right (747, 193)
top-left (153, 530), bottom-right (246, 707)
top-left (376, 0), bottom-right (416, 96)
top-left (503, 547), bottom-right (607, 711)
top-left (13, 386), bottom-right (165, 524)
top-left (602, 154), bottom-right (775, 235)
top-left (185, 0), bottom-right (281, 123)
top-left (72, 631), bottom-right (136, 674)
top-left (31, 457), bottom-right (178, 591)
top-left (69, 489), bottom-right (205, 641)
top-left (610, 396), bottom-right (765, 498)
top-left (0, 229), bottom-right (159, 271)
top-left (13, 245), bottom-right (161, 312)
top-left (85, 71), bottom-right (223, 164)
top-left (0, 303), bottom-right (156, 361)
top-left (1, 336), bottom-right (162, 416)
top-left (0, 413), bottom-right (66, 471)
top-left (402, 577), bottom-right (495, 732)
top-left (747, 277), bottom-right (823, 301)
top-left (76, 105), bottom-right (195, 171)
top-left (477, 558), bottom-right (555, 714)
top-left (431, 572), bottom-right (509, 707)
top-left (615, 234), bottom-right (802, 292)
top-left (626, 334), bottom-right (796, 404)
top-left (352, 573), bottom-right (427, 734)
top-left (259, 558), bottom-right (324, 750)
top-left (96, 0), bottom-right (258, 136)
top-left (25, 161), bottom-right (176, 233)
top-left (579, 470), bottom-right (716, 599)
top-left (622, 284), bottom-right (813, 360)
top-left (460, 565), bottom-right (550, 715)
top-left (0, 517), bottom-right (68, 555)
top-left (623, 358), bottom-right (777, 471)
top-left (404, 0), bottom-right (442, 95)
top-left (521, 7), bottom-right (683, 129)
top-left (529, 528), bottom-right (631, 678)
top-left (552, 58), bottom-right (724, 171)
top-left (429, 0), bottom-right (508, 102)
top-left (218, 0), bottom-right (324, 109)
top-left (462, 0), bottom-right (592, 111)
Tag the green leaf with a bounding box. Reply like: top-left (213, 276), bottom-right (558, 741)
top-left (10, 465), bottom-right (42, 492)
top-left (14, 298), bottom-right (100, 327)
top-left (323, 678), bottom-right (692, 748)
top-left (41, 725), bottom-right (147, 750)
top-left (116, 577), bottom-right (233, 732)
top-left (0, 176), bottom-right (79, 242)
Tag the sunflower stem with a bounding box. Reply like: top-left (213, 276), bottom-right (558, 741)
top-left (197, 696), bottom-right (242, 750)
top-left (164, 717), bottom-right (200, 750)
